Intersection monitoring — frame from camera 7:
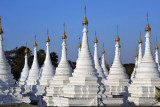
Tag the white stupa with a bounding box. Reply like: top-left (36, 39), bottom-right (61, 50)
top-left (35, 30), bottom-right (55, 96)
top-left (138, 32), bottom-right (143, 65)
top-left (26, 35), bottom-right (40, 86)
top-left (94, 32), bottom-right (105, 81)
top-left (128, 14), bottom-right (160, 106)
top-left (131, 33), bottom-right (143, 80)
top-left (24, 35), bottom-right (40, 96)
top-left (131, 48), bottom-right (138, 80)
top-left (0, 16), bottom-right (30, 104)
top-left (46, 7), bottom-right (123, 106)
top-left (0, 17), bottom-right (16, 90)
top-left (101, 43), bottom-right (109, 79)
top-left (155, 39), bottom-right (160, 71)
top-left (43, 24), bottom-right (72, 106)
top-left (18, 42), bottom-right (30, 86)
top-left (104, 25), bottom-right (129, 96)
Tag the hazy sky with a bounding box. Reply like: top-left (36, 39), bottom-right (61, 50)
top-left (0, 0), bottom-right (160, 65)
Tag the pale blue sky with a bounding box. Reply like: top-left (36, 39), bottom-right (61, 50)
top-left (0, 0), bottom-right (160, 65)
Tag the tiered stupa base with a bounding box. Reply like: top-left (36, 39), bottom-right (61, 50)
top-left (104, 79), bottom-right (129, 96)
top-left (34, 78), bottom-right (52, 96)
top-left (0, 73), bottom-right (16, 90)
top-left (128, 78), bottom-right (160, 106)
top-left (43, 76), bottom-right (70, 106)
top-left (44, 76), bottom-right (124, 106)
top-left (0, 86), bottom-right (30, 104)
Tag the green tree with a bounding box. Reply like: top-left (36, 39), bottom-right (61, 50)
top-left (68, 60), bottom-right (76, 71)
top-left (50, 52), bottom-right (58, 68)
top-left (123, 63), bottom-right (135, 79)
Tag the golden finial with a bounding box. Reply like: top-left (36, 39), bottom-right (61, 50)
top-left (102, 43), bottom-right (105, 54)
top-left (0, 16), bottom-right (4, 34)
top-left (135, 47), bottom-right (138, 57)
top-left (62, 24), bottom-right (67, 39)
top-left (138, 32), bottom-right (143, 44)
top-left (82, 5), bottom-right (88, 25)
top-left (25, 42), bottom-right (28, 55)
top-left (46, 29), bottom-right (50, 42)
top-left (145, 12), bottom-right (151, 31)
top-left (155, 37), bottom-right (159, 50)
top-left (78, 37), bottom-right (81, 48)
top-left (33, 35), bottom-right (37, 47)
top-left (94, 31), bottom-right (98, 43)
top-left (115, 25), bottom-right (120, 41)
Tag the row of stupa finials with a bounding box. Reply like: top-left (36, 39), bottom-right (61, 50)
top-left (0, 6), bottom-right (160, 106)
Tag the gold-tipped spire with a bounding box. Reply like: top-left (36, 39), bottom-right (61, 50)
top-left (115, 25), bottom-right (120, 41)
top-left (155, 37), bottom-right (159, 50)
top-left (135, 47), bottom-right (138, 57)
top-left (78, 37), bottom-right (81, 48)
top-left (46, 29), bottom-right (50, 42)
top-left (62, 24), bottom-right (67, 39)
top-left (145, 13), bottom-right (151, 31)
top-left (25, 42), bottom-right (28, 55)
top-left (0, 16), bottom-right (4, 34)
top-left (138, 32), bottom-right (143, 44)
top-left (94, 31), bottom-right (98, 43)
top-left (82, 6), bottom-right (88, 25)
top-left (33, 35), bottom-right (37, 47)
top-left (102, 43), bottom-right (105, 54)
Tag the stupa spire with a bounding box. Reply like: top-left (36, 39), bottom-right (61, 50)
top-left (44, 24), bottom-right (72, 98)
top-left (46, 29), bottom-right (50, 42)
top-left (145, 13), bottom-right (151, 31)
top-left (131, 47), bottom-right (138, 79)
top-left (138, 32), bottom-right (142, 44)
top-left (101, 43), bottom-right (108, 79)
top-left (104, 26), bottom-right (129, 96)
top-left (62, 24), bottom-right (67, 39)
top-left (33, 35), bottom-right (37, 47)
top-left (107, 33), bottom-right (128, 79)
top-left (54, 24), bottom-right (72, 76)
top-left (26, 35), bottom-right (40, 85)
top-left (115, 25), bottom-right (120, 41)
top-left (0, 17), bottom-right (12, 74)
top-left (102, 43), bottom-right (105, 54)
top-left (82, 6), bottom-right (88, 25)
top-left (70, 6), bottom-right (96, 77)
top-left (19, 42), bottom-right (30, 85)
top-left (94, 31), bottom-right (98, 43)
top-left (38, 29), bottom-right (55, 86)
top-left (155, 37), bottom-right (159, 50)
top-left (94, 31), bottom-right (105, 79)
top-left (138, 32), bottom-right (143, 65)
top-left (0, 17), bottom-right (15, 87)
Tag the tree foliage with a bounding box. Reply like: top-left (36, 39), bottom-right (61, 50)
top-left (5, 46), bottom-right (58, 81)
top-left (68, 60), bottom-right (76, 72)
top-left (123, 63), bottom-right (135, 79)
